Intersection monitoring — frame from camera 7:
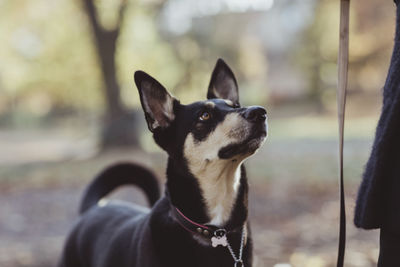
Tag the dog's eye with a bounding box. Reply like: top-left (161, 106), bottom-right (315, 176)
top-left (199, 112), bottom-right (211, 121)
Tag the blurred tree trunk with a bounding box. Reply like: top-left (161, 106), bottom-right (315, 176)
top-left (82, 0), bottom-right (138, 149)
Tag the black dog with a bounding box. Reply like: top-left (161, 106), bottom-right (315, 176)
top-left (59, 59), bottom-right (268, 267)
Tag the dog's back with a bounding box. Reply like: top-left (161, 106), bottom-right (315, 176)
top-left (59, 162), bottom-right (162, 267)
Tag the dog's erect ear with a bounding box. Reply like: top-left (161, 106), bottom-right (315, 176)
top-left (207, 58), bottom-right (239, 105)
top-left (134, 71), bottom-right (177, 132)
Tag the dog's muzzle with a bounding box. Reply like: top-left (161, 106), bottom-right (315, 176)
top-left (218, 106), bottom-right (268, 159)
top-left (242, 105), bottom-right (268, 137)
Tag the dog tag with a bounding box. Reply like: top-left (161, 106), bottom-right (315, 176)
top-left (211, 235), bottom-right (228, 247)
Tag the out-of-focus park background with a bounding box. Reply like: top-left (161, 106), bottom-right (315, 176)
top-left (0, 0), bottom-right (396, 266)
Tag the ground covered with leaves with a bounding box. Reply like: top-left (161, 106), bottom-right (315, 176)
top-left (0, 127), bottom-right (380, 267)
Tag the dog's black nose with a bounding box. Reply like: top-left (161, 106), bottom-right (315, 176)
top-left (244, 106), bottom-right (267, 122)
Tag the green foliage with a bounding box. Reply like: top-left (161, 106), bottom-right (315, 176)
top-left (294, 0), bottom-right (394, 112)
top-left (0, 0), bottom-right (395, 126)
top-left (0, 0), bottom-right (103, 115)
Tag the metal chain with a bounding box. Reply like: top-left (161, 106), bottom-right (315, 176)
top-left (226, 227), bottom-right (245, 267)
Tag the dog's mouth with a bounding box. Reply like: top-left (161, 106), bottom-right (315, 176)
top-left (218, 122), bottom-right (267, 159)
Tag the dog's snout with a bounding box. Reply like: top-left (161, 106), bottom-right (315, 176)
top-left (243, 106), bottom-right (267, 122)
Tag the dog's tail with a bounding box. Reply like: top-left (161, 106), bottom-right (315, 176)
top-left (79, 162), bottom-right (160, 214)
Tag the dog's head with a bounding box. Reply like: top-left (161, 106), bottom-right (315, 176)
top-left (134, 59), bottom-right (267, 165)
top-left (135, 59), bottom-right (267, 224)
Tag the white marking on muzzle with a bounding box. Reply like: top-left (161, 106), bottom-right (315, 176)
top-left (184, 113), bottom-right (250, 225)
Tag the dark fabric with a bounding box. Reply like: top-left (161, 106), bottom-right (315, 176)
top-left (354, 0), bottom-right (400, 231)
top-left (378, 228), bottom-right (400, 266)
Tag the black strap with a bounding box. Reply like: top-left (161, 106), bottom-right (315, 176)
top-left (336, 0), bottom-right (350, 266)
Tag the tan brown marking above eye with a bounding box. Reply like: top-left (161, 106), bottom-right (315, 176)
top-left (224, 99), bottom-right (234, 107)
top-left (205, 101), bottom-right (216, 108)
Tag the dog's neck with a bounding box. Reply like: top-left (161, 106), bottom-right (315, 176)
top-left (166, 157), bottom-right (248, 228)
top-left (192, 158), bottom-right (242, 225)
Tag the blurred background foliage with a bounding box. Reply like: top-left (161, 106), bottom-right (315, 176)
top-left (0, 0), bottom-right (397, 266)
top-left (0, 0), bottom-right (393, 136)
